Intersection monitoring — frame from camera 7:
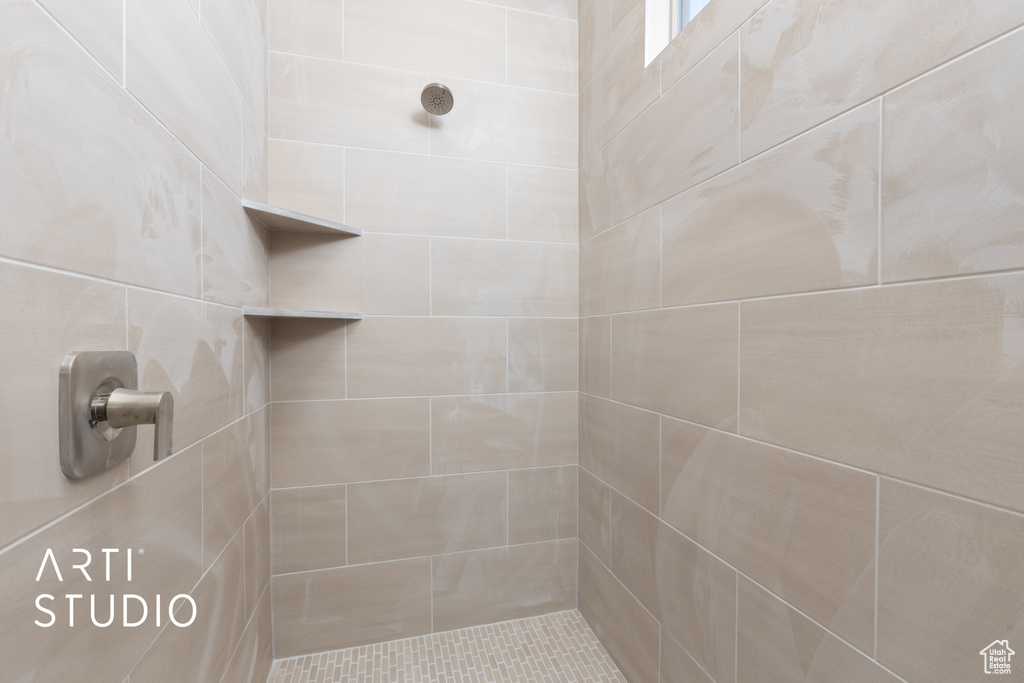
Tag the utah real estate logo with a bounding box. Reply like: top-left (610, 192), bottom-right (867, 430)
top-left (980, 640), bottom-right (1014, 675)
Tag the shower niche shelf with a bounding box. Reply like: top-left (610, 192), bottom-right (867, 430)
top-left (243, 307), bottom-right (363, 321)
top-left (242, 199), bottom-right (362, 236)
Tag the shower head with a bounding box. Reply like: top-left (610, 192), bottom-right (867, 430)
top-left (421, 83), bottom-right (454, 115)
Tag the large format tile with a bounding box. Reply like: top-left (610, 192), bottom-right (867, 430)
top-left (611, 304), bottom-right (738, 429)
top-left (432, 393), bottom-right (578, 474)
top-left (221, 585), bottom-right (273, 683)
top-left (127, 291), bottom-right (243, 471)
top-left (608, 34), bottom-right (738, 223)
top-left (662, 104), bottom-right (879, 306)
top-left (37, 0), bottom-right (122, 77)
top-left (269, 0), bottom-right (344, 60)
top-left (740, 273), bottom-right (1024, 513)
top-left (201, 0), bottom-right (266, 127)
top-left (610, 492), bottom-right (737, 682)
top-left (662, 419), bottom-right (876, 653)
top-left (243, 105), bottom-right (269, 203)
top-left (243, 316), bottom-right (269, 413)
top-left (271, 484), bottom-right (347, 574)
top-left (883, 29), bottom-right (1024, 283)
top-left (508, 466), bottom-right (578, 544)
top-left (346, 150), bottom-right (506, 239)
top-left (740, 0), bottom-right (1024, 158)
top-left (579, 467), bottom-right (612, 565)
top-left (347, 317), bottom-right (507, 397)
top-left (737, 578), bottom-right (899, 683)
top-left (578, 0), bottom-right (643, 88)
top-left (432, 539), bottom-right (577, 631)
top-left (270, 398), bottom-right (430, 488)
top-left (127, 0), bottom-right (242, 189)
top-left (270, 54), bottom-right (429, 153)
top-left (0, 0), bottom-right (201, 296)
top-left (878, 480), bottom-right (1024, 683)
top-left (478, 0), bottom-right (575, 19)
top-left (243, 497), bottom-right (271, 618)
top-left (0, 444), bottom-right (202, 682)
top-left (579, 395), bottom-right (659, 513)
top-left (344, 0), bottom-right (506, 83)
top-left (432, 238), bottom-right (578, 317)
top-left (272, 558), bottom-right (432, 657)
top-left (269, 318), bottom-right (347, 401)
top-left (578, 544), bottom-right (659, 683)
top-left (0, 262), bottom-right (127, 548)
top-left (661, 631), bottom-right (715, 683)
top-left (507, 165), bottom-right (579, 244)
top-left (268, 140), bottom-right (345, 224)
top-left (507, 10), bottom-right (578, 94)
top-left (580, 207), bottom-right (661, 315)
top-left (202, 168), bottom-right (269, 308)
top-left (346, 473), bottom-right (507, 563)
top-left (508, 318), bottom-right (578, 392)
top-left (579, 147), bottom-right (612, 241)
top-left (269, 232), bottom-right (430, 315)
top-left (580, 315), bottom-right (611, 398)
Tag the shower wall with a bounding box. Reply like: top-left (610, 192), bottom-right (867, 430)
top-left (578, 0), bottom-right (1024, 682)
top-left (0, 0), bottom-right (272, 681)
top-left (264, 0), bottom-right (580, 658)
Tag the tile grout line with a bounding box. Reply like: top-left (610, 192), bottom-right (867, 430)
top-left (874, 474), bottom-right (880, 660)
top-left (877, 97), bottom-right (884, 286)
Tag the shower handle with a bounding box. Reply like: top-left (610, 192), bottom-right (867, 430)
top-left (90, 387), bottom-right (174, 461)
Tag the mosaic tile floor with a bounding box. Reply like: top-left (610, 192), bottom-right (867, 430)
top-left (266, 610), bottom-right (626, 683)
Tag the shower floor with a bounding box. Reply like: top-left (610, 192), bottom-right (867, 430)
top-left (265, 610), bottom-right (626, 683)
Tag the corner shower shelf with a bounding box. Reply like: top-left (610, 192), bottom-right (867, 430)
top-left (242, 307), bottom-right (363, 321)
top-left (242, 199), bottom-right (362, 236)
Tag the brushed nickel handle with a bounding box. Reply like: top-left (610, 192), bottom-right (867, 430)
top-left (91, 388), bottom-right (174, 461)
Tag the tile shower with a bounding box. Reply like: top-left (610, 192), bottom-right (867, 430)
top-left (0, 0), bottom-right (1022, 683)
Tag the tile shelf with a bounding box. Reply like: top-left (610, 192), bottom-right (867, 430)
top-left (242, 199), bottom-right (362, 236)
top-left (242, 307), bottom-right (363, 321)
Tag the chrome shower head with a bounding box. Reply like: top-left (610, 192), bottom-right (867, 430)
top-left (421, 83), bottom-right (454, 115)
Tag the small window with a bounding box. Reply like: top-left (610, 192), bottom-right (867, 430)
top-left (645, 0), bottom-right (715, 66)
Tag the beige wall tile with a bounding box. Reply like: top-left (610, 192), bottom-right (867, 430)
top-left (432, 238), bottom-right (578, 317)
top-left (580, 315), bottom-right (611, 398)
top-left (661, 631), bottom-right (716, 683)
top-left (203, 408), bottom-right (269, 570)
top-left (508, 318), bottom-right (578, 392)
top-left (507, 165), bottom-right (579, 244)
top-left (578, 0), bottom-right (643, 88)
top-left (579, 467), bottom-right (612, 565)
top-left (477, 0), bottom-right (576, 19)
top-left (346, 473), bottom-right (507, 563)
top-left (202, 0), bottom-right (266, 128)
top-left (270, 54), bottom-right (429, 153)
top-left (202, 168), bottom-right (269, 308)
top-left (581, 207), bottom-right (661, 315)
top-left (271, 398), bottom-right (430, 488)
top-left (609, 34), bottom-right (738, 224)
top-left (269, 318), bottom-right (347, 401)
top-left (38, 0), bottom-right (122, 78)
top-left (345, 0), bottom-right (506, 83)
top-left (130, 531), bottom-right (246, 683)
top-left (128, 290), bottom-right (243, 470)
top-left (271, 484), bottom-right (346, 574)
top-left (127, 0), bottom-right (242, 189)
top-left (579, 544), bottom-right (659, 683)
top-left (508, 11), bottom-right (578, 94)
top-left (0, 0), bottom-right (202, 297)
top-left (430, 79), bottom-right (578, 168)
top-left (738, 578), bottom-right (899, 683)
top-left (580, 13), bottom-right (659, 162)
top-left (243, 496), bottom-right (270, 618)
top-left (242, 106), bottom-right (269, 203)
top-left (508, 466), bottom-right (578, 544)
top-left (221, 585), bottom-right (273, 683)
top-left (269, 232), bottom-right (430, 315)
top-left (580, 147), bottom-right (612, 242)
top-left (346, 150), bottom-right (506, 238)
top-left (432, 393), bottom-right (578, 474)
top-left (878, 479), bottom-right (1024, 682)
top-left (662, 418), bottom-right (876, 652)
top-left (243, 316), bottom-right (270, 412)
top-left (579, 394), bottom-right (659, 513)
top-left (270, 0), bottom-right (344, 60)
top-left (0, 262), bottom-right (127, 548)
top-left (611, 304), bottom-right (738, 429)
top-left (610, 491), bottom-right (736, 681)
top-left (0, 444), bottom-right (202, 682)
top-left (740, 0), bottom-right (1024, 158)
top-left (268, 140), bottom-right (345, 224)
top-left (272, 558), bottom-right (431, 657)
top-left (347, 317), bottom-right (508, 397)
top-left (662, 103), bottom-right (879, 306)
top-left (741, 273), bottom-right (1024, 513)
top-left (660, 0), bottom-right (767, 91)
top-left (432, 539), bottom-right (578, 631)
top-left (883, 30), bottom-right (1024, 283)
